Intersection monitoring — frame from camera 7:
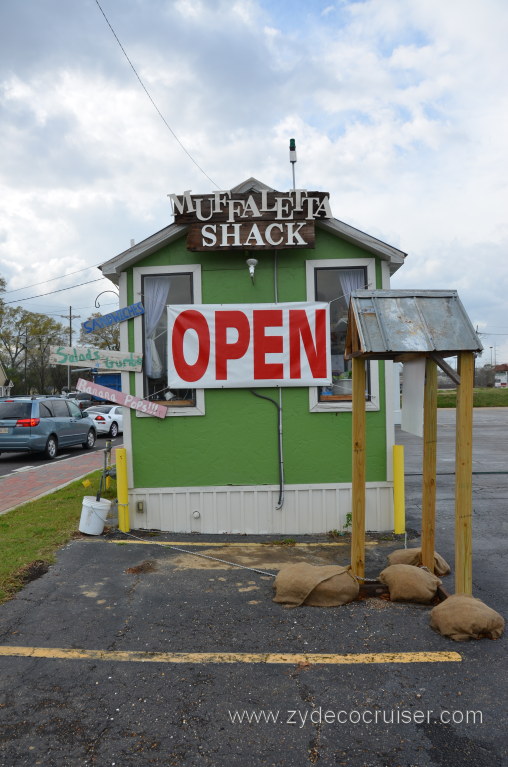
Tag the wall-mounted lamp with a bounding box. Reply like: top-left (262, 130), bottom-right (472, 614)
top-left (246, 257), bottom-right (258, 284)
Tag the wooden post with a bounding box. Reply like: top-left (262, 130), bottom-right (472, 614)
top-left (455, 352), bottom-right (474, 595)
top-left (351, 357), bottom-right (366, 579)
top-left (421, 358), bottom-right (438, 571)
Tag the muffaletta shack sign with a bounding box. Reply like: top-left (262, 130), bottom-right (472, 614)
top-left (168, 189), bottom-right (332, 250)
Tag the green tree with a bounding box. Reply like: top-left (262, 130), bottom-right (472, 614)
top-left (25, 314), bottom-right (67, 393)
top-left (0, 306), bottom-right (66, 393)
top-left (78, 312), bottom-right (120, 350)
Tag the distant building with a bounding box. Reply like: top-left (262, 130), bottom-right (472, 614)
top-left (0, 360), bottom-right (13, 397)
top-left (494, 364), bottom-right (508, 387)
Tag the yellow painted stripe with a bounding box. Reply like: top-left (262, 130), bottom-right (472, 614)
top-left (107, 540), bottom-right (379, 547)
top-left (0, 646), bottom-right (461, 665)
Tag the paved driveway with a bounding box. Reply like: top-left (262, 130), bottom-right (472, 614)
top-left (0, 410), bottom-right (506, 766)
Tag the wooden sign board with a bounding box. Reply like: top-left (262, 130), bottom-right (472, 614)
top-left (81, 302), bottom-right (144, 334)
top-left (50, 346), bottom-right (143, 373)
top-left (168, 189), bottom-right (331, 251)
top-left (186, 221), bottom-right (315, 251)
top-left (76, 378), bottom-right (167, 419)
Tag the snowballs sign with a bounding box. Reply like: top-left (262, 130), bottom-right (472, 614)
top-left (167, 302), bottom-right (331, 388)
top-left (168, 189), bottom-right (332, 250)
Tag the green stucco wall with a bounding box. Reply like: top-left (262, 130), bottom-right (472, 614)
top-left (126, 229), bottom-right (388, 488)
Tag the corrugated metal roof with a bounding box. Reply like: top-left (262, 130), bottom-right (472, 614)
top-left (346, 290), bottom-right (483, 359)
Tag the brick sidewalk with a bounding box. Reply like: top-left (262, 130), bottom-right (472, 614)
top-left (0, 450), bottom-right (108, 515)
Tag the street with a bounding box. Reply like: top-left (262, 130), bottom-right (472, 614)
top-left (0, 436), bottom-right (123, 479)
top-left (0, 409), bottom-right (506, 766)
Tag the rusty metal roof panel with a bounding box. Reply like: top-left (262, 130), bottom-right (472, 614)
top-left (349, 290), bottom-right (483, 356)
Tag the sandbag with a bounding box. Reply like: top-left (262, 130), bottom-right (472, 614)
top-left (430, 594), bottom-right (505, 641)
top-left (273, 563), bottom-right (359, 607)
top-left (379, 564), bottom-right (441, 603)
top-left (388, 547), bottom-right (451, 576)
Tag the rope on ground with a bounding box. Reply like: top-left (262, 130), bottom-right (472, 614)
top-left (117, 529), bottom-right (278, 578)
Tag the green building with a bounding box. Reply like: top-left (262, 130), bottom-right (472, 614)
top-left (100, 178), bottom-right (406, 534)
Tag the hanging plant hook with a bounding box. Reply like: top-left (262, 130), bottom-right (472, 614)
top-left (94, 289), bottom-right (119, 308)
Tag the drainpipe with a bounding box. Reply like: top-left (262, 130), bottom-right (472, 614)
top-left (250, 389), bottom-right (284, 509)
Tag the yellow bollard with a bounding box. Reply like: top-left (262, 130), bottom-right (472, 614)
top-left (393, 445), bottom-right (405, 535)
top-left (116, 447), bottom-right (130, 533)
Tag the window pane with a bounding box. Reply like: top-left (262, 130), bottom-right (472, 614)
top-left (142, 273), bottom-right (195, 406)
top-left (315, 267), bottom-right (367, 401)
top-left (52, 400), bottom-right (71, 416)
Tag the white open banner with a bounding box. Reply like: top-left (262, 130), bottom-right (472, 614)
top-left (167, 302), bottom-right (331, 389)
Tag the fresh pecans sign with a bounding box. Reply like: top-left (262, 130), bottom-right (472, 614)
top-left (168, 189), bottom-right (332, 251)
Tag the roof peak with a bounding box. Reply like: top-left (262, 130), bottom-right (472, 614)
top-left (230, 177), bottom-right (275, 194)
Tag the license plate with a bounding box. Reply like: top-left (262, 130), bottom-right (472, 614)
top-left (0, 427), bottom-right (8, 434)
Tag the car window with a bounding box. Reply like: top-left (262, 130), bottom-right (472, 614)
top-left (67, 401), bottom-right (82, 417)
top-left (52, 400), bottom-right (71, 417)
top-left (0, 402), bottom-right (32, 419)
top-left (39, 403), bottom-right (53, 418)
top-left (87, 405), bottom-right (111, 413)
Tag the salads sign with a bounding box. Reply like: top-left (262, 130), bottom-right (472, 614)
top-left (168, 189), bottom-right (332, 251)
top-left (50, 346), bottom-right (143, 373)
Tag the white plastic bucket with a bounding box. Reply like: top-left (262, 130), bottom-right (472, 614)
top-left (79, 496), bottom-right (112, 536)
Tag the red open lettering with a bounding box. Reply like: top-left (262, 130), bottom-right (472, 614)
top-left (215, 311), bottom-right (251, 379)
top-left (253, 309), bottom-right (284, 380)
top-left (172, 310), bottom-right (210, 382)
top-left (289, 309), bottom-right (327, 379)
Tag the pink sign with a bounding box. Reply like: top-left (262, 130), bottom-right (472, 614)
top-left (76, 378), bottom-right (168, 419)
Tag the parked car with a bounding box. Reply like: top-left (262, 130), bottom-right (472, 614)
top-left (0, 397), bottom-right (96, 459)
top-left (66, 391), bottom-right (94, 410)
top-left (84, 405), bottom-right (124, 438)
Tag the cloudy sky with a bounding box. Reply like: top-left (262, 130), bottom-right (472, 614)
top-left (1, 0), bottom-right (507, 363)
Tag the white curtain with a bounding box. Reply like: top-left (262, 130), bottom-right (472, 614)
top-left (339, 269), bottom-right (365, 308)
top-left (144, 276), bottom-right (171, 379)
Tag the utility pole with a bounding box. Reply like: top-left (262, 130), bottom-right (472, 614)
top-left (58, 306), bottom-right (80, 390)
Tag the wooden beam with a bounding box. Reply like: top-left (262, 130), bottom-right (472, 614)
top-left (351, 357), bottom-right (366, 579)
top-left (430, 353), bottom-right (461, 386)
top-left (455, 352), bottom-right (474, 595)
top-left (421, 358), bottom-right (438, 571)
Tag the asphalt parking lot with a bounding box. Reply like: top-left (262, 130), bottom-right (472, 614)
top-left (0, 409), bottom-right (506, 767)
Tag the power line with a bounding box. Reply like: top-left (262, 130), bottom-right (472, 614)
top-left (2, 263), bottom-right (103, 295)
top-left (3, 278), bottom-right (107, 305)
top-left (94, 0), bottom-right (220, 189)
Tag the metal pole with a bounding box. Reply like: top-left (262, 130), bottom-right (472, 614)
top-left (393, 445), bottom-right (405, 535)
top-left (116, 447), bottom-right (130, 533)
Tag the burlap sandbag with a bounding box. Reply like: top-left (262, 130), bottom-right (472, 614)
top-left (273, 563), bottom-right (359, 607)
top-left (379, 564), bottom-right (441, 603)
top-left (430, 594), bottom-right (505, 641)
top-left (388, 547), bottom-right (451, 576)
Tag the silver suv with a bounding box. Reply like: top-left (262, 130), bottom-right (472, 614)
top-left (0, 397), bottom-right (97, 459)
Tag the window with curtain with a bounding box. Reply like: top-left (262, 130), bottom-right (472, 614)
top-left (314, 266), bottom-right (370, 402)
top-left (142, 273), bottom-right (195, 406)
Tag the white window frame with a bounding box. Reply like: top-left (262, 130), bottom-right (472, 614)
top-left (306, 257), bottom-right (380, 413)
top-left (131, 264), bottom-right (205, 417)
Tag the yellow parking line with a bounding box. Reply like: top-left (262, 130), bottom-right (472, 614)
top-left (0, 646), bottom-right (461, 665)
top-left (107, 540), bottom-right (379, 547)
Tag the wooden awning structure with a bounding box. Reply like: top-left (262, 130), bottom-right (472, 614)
top-left (344, 289), bottom-right (482, 596)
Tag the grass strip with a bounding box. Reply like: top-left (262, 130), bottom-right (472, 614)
top-left (0, 470), bottom-right (116, 604)
top-left (437, 387), bottom-right (508, 407)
